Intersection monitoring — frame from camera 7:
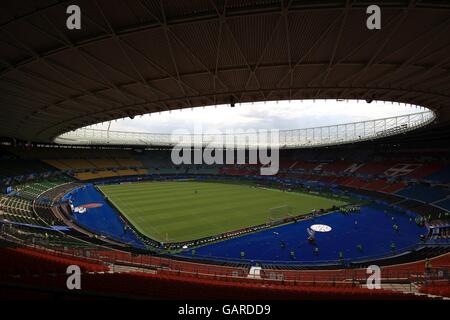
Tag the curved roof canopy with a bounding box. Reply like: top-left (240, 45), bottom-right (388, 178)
top-left (0, 0), bottom-right (449, 142)
top-left (55, 111), bottom-right (435, 148)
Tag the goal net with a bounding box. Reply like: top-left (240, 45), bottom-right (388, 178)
top-left (268, 205), bottom-right (294, 223)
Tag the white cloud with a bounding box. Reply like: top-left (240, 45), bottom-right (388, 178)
top-left (88, 100), bottom-right (427, 133)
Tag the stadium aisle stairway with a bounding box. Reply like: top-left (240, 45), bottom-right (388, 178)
top-left (381, 182), bottom-right (408, 193)
top-left (426, 166), bottom-right (450, 183)
top-left (396, 185), bottom-right (450, 203)
top-left (435, 198), bottom-right (450, 211)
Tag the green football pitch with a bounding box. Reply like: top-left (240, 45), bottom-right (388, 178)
top-left (98, 180), bottom-right (346, 243)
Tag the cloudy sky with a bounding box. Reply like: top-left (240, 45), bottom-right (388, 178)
top-left (87, 100), bottom-right (427, 134)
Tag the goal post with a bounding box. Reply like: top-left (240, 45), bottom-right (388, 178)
top-left (157, 232), bottom-right (173, 244)
top-left (268, 205), bottom-right (294, 223)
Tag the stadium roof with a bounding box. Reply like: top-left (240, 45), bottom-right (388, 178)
top-left (0, 0), bottom-right (450, 143)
